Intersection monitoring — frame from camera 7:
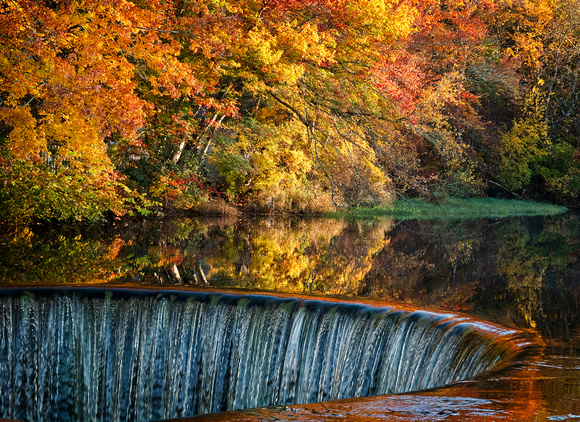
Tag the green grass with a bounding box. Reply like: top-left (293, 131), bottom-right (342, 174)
top-left (328, 198), bottom-right (568, 221)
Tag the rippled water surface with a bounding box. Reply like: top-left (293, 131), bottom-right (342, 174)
top-left (1, 212), bottom-right (580, 419)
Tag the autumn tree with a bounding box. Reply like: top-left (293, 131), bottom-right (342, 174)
top-left (209, 0), bottom-right (421, 209)
top-left (536, 0), bottom-right (580, 200)
top-left (399, 0), bottom-right (523, 197)
top-left (212, 0), bottom-right (505, 207)
top-left (2, 0), bottom-right (578, 223)
top-left (488, 0), bottom-right (580, 201)
top-left (0, 0), bottom-right (202, 222)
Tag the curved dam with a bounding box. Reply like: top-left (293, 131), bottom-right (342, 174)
top-left (0, 288), bottom-right (525, 422)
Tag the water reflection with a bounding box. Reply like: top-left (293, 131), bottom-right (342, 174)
top-left (361, 216), bottom-right (580, 349)
top-left (1, 213), bottom-right (580, 346)
top-left (2, 213), bottom-right (580, 420)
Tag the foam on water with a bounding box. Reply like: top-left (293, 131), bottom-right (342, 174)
top-left (0, 289), bottom-right (516, 421)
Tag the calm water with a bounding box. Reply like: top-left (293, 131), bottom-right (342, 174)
top-left (1, 212), bottom-right (580, 419)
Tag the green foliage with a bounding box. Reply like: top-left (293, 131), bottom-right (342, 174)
top-left (499, 118), bottom-right (547, 190)
top-left (536, 142), bottom-right (580, 199)
top-left (0, 160), bottom-right (126, 224)
top-left (497, 77), bottom-right (580, 202)
top-left (113, 109), bottom-right (213, 210)
top-left (210, 135), bottom-right (251, 200)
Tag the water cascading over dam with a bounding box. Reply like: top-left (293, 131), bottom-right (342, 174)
top-left (0, 288), bottom-right (519, 422)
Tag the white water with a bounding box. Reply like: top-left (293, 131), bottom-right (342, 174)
top-left (0, 289), bottom-right (511, 421)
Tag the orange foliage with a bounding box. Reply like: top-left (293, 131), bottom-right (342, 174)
top-left (1, 0), bottom-right (572, 220)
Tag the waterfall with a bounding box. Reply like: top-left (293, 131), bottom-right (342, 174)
top-left (0, 289), bottom-right (517, 421)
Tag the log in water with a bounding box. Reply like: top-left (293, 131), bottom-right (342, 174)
top-left (0, 289), bottom-right (518, 421)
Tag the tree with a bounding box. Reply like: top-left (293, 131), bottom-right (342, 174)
top-left (3, 0), bottom-right (578, 222)
top-left (489, 0), bottom-right (580, 201)
top-left (0, 0), bottom-right (201, 221)
top-left (499, 84), bottom-right (549, 191)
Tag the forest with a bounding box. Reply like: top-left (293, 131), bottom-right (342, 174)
top-left (1, 0), bottom-right (579, 223)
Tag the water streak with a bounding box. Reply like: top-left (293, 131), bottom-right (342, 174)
top-left (0, 289), bottom-right (516, 421)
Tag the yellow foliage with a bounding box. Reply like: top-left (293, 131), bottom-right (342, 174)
top-left (489, 0), bottom-right (556, 74)
top-left (201, 218), bottom-right (392, 294)
top-left (499, 85), bottom-right (549, 190)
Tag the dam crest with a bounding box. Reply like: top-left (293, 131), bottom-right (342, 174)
top-left (0, 289), bottom-right (524, 421)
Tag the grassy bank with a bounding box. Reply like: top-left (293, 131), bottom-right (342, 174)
top-left (328, 198), bottom-right (568, 221)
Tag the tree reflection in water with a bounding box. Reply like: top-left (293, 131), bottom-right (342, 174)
top-left (361, 215), bottom-right (580, 350)
top-left (2, 213), bottom-right (580, 419)
top-left (1, 213), bottom-right (580, 346)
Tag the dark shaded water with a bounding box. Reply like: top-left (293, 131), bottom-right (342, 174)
top-left (1, 212), bottom-right (580, 419)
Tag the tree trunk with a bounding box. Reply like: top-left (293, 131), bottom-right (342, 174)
top-left (170, 112), bottom-right (221, 164)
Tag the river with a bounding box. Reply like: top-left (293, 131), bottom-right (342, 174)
top-left (1, 212), bottom-right (579, 420)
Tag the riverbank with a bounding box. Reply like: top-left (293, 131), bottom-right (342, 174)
top-left (326, 198), bottom-right (568, 221)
